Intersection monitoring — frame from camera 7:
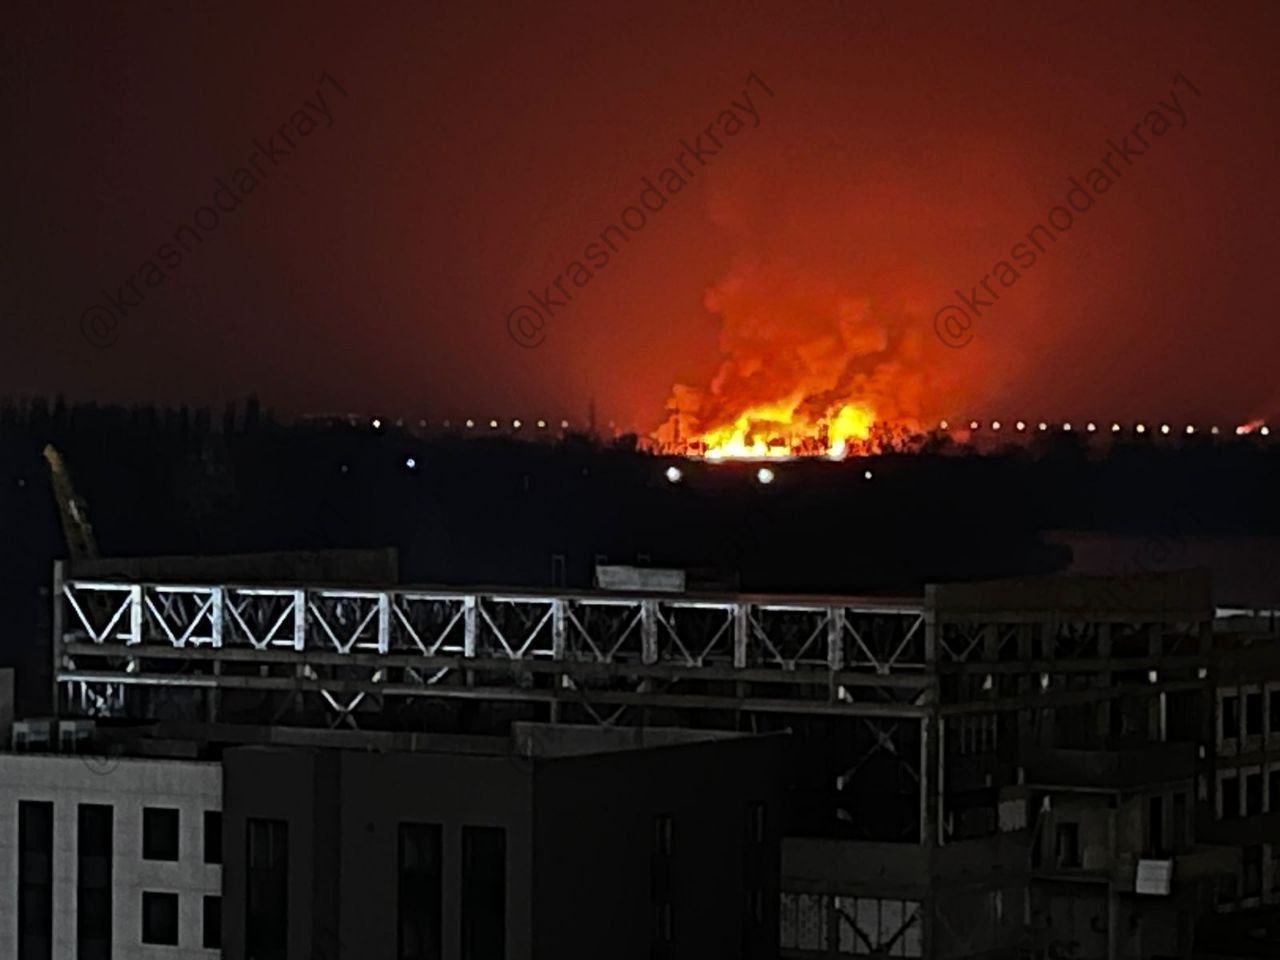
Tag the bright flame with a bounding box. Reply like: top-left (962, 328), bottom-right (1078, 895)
top-left (684, 398), bottom-right (877, 461)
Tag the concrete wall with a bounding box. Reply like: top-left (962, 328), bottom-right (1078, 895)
top-left (532, 735), bottom-right (784, 960)
top-left (0, 753), bottom-right (221, 959)
top-left (222, 744), bottom-right (535, 960)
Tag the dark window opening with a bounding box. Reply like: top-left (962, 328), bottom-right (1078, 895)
top-left (1243, 845), bottom-right (1263, 898)
top-left (461, 826), bottom-right (506, 960)
top-left (1222, 695), bottom-right (1239, 739)
top-left (203, 895), bottom-right (222, 950)
top-left (398, 823), bottom-right (442, 960)
top-left (1270, 690), bottom-right (1280, 733)
top-left (1245, 772), bottom-right (1264, 816)
top-left (1172, 793), bottom-right (1188, 851)
top-left (654, 814), bottom-right (673, 857)
top-left (246, 818), bottom-right (289, 960)
top-left (1055, 822), bottom-right (1081, 868)
top-left (1147, 795), bottom-right (1165, 856)
top-left (1246, 693), bottom-right (1263, 736)
top-left (19, 800), bottom-right (53, 960)
top-left (1270, 770), bottom-right (1280, 813)
top-left (1221, 775), bottom-right (1240, 819)
top-left (78, 804), bottom-right (113, 960)
top-left (203, 811), bottom-right (222, 864)
top-left (141, 892), bottom-right (179, 946)
top-left (142, 807), bottom-right (179, 861)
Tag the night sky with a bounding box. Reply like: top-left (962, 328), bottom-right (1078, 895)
top-left (3, 1), bottom-right (1277, 431)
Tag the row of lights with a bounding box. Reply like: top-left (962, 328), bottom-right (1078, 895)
top-left (940, 420), bottom-right (1270, 437)
top-left (664, 465), bottom-right (874, 485)
top-left (372, 417), bottom-right (571, 431)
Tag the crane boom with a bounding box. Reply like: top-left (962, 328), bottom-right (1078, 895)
top-left (42, 444), bottom-right (99, 565)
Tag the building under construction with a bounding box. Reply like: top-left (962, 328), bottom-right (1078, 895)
top-left (23, 561), bottom-right (1277, 959)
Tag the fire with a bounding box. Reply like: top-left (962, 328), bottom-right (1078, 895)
top-left (652, 262), bottom-right (932, 460)
top-left (694, 399), bottom-right (877, 460)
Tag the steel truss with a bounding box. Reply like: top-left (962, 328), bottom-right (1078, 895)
top-left (54, 575), bottom-right (1214, 851)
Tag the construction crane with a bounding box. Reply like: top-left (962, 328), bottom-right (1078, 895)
top-left (42, 444), bottom-right (99, 566)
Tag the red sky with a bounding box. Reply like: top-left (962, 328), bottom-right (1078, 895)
top-left (2, 0), bottom-right (1277, 432)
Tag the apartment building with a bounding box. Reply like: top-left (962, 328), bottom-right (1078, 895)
top-left (0, 740), bottom-right (222, 959)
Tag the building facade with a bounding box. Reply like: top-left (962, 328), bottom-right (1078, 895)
top-left (0, 747), bottom-right (223, 959)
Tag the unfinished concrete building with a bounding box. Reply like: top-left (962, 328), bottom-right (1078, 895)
top-left (49, 566), bottom-right (1280, 958)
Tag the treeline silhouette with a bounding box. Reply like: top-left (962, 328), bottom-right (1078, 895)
top-left (2, 394), bottom-right (1278, 710)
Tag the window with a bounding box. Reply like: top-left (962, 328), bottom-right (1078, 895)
top-left (781, 892), bottom-right (829, 952)
top-left (1246, 692), bottom-right (1263, 736)
top-left (1147, 796), bottom-right (1165, 856)
top-left (78, 804), bottom-right (113, 960)
top-left (1055, 822), bottom-right (1081, 868)
top-left (1217, 872), bottom-right (1238, 906)
top-left (1221, 773), bottom-right (1240, 819)
top-left (654, 813), bottom-right (673, 857)
top-left (746, 803), bottom-right (766, 845)
top-left (398, 824), bottom-right (442, 960)
top-left (1222, 693), bottom-right (1239, 740)
top-left (1172, 793), bottom-right (1188, 850)
top-left (203, 895), bottom-right (222, 950)
top-left (1243, 845), bottom-right (1262, 898)
top-left (1271, 844), bottom-right (1280, 894)
top-left (1245, 772), bottom-right (1264, 816)
top-left (203, 811), bottom-right (222, 864)
top-left (653, 814), bottom-right (675, 949)
top-left (141, 892), bottom-right (179, 946)
top-left (461, 826), bottom-right (506, 960)
top-left (142, 807), bottom-right (179, 861)
top-left (246, 818), bottom-right (288, 960)
top-left (1270, 689), bottom-right (1280, 733)
top-left (1270, 769), bottom-right (1280, 813)
top-left (742, 804), bottom-right (767, 955)
top-left (834, 897), bottom-right (924, 957)
top-left (18, 800), bottom-right (53, 960)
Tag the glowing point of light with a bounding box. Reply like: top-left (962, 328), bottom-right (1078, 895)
top-left (1039, 672), bottom-right (1050, 689)
top-left (1211, 426), bottom-right (1220, 435)
top-left (665, 466), bottom-right (682, 483)
top-left (969, 420), bottom-right (979, 430)
top-left (1197, 667), bottom-right (1208, 679)
top-left (756, 467), bottom-right (775, 485)
top-left (1015, 420), bottom-right (1026, 431)
top-left (939, 420), bottom-right (949, 430)
top-left (405, 457), bottom-right (416, 470)
top-left (1160, 424), bottom-right (1170, 435)
top-left (536, 419), bottom-right (546, 428)
top-left (1236, 425), bottom-right (1246, 436)
top-left (371, 418), bottom-right (382, 430)
top-left (991, 420), bottom-right (1001, 431)
top-left (1062, 422), bottom-right (1072, 432)
top-left (1086, 422), bottom-right (1096, 432)
top-left (1185, 425), bottom-right (1195, 435)
top-left (864, 469), bottom-right (873, 480)
top-left (1136, 424), bottom-right (1147, 434)
top-left (1037, 422), bottom-right (1048, 431)
top-left (560, 420), bottom-right (570, 429)
top-left (1111, 423), bottom-right (1121, 432)
top-left (1263, 426), bottom-right (1272, 436)
top-left (512, 419), bottom-right (522, 429)
top-left (465, 419), bottom-right (475, 429)
top-left (489, 419), bottom-right (499, 429)
top-left (1147, 669), bottom-right (1158, 684)
top-left (418, 419), bottom-right (426, 428)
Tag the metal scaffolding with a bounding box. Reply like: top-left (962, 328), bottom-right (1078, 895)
top-left (53, 570), bottom-right (1218, 854)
